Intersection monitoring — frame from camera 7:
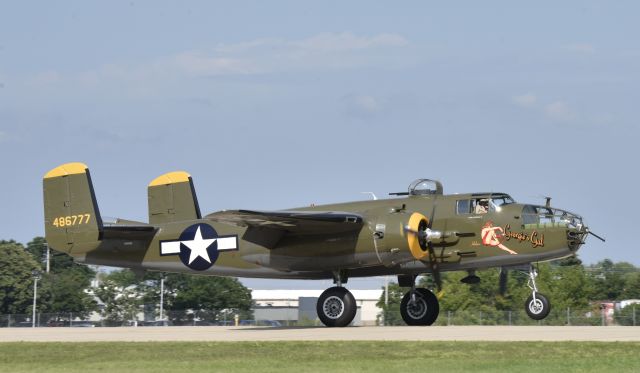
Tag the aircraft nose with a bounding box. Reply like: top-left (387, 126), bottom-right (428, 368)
top-left (566, 227), bottom-right (586, 251)
top-left (562, 212), bottom-right (589, 251)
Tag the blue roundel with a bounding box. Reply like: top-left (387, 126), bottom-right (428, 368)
top-left (177, 223), bottom-right (220, 271)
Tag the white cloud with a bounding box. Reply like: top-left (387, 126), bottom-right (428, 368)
top-left (293, 32), bottom-right (408, 52)
top-left (171, 52), bottom-right (260, 76)
top-left (214, 33), bottom-right (408, 55)
top-left (566, 43), bottom-right (596, 54)
top-left (511, 94), bottom-right (581, 124)
top-left (18, 32), bottom-right (411, 97)
top-left (545, 101), bottom-right (575, 122)
top-left (26, 71), bottom-right (62, 86)
top-left (353, 95), bottom-right (382, 112)
top-left (191, 32), bottom-right (410, 75)
top-left (512, 93), bottom-right (537, 108)
top-left (343, 94), bottom-right (385, 118)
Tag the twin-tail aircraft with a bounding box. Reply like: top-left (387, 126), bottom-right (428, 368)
top-left (43, 163), bottom-right (604, 327)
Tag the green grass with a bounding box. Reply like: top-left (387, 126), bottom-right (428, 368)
top-left (0, 342), bottom-right (638, 372)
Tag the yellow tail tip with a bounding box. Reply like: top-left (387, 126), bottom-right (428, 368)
top-left (148, 171), bottom-right (191, 187)
top-left (44, 162), bottom-right (88, 179)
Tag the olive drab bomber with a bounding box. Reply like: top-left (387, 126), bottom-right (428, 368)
top-left (43, 163), bottom-right (604, 327)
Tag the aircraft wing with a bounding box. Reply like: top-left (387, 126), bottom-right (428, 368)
top-left (206, 210), bottom-right (364, 248)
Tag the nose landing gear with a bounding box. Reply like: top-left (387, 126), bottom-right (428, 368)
top-left (524, 266), bottom-right (551, 320)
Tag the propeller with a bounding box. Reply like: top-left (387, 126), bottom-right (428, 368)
top-left (404, 198), bottom-right (443, 291)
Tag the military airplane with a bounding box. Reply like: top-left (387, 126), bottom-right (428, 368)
top-left (43, 162), bottom-right (604, 327)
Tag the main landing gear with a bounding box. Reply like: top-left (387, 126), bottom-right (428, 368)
top-left (398, 275), bottom-right (440, 326)
top-left (316, 286), bottom-right (357, 327)
top-left (524, 266), bottom-right (551, 320)
top-left (316, 271), bottom-right (357, 327)
top-left (400, 288), bottom-right (439, 325)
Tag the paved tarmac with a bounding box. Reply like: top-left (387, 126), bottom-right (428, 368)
top-left (1, 326), bottom-right (639, 342)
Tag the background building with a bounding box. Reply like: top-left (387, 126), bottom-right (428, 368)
top-left (252, 289), bottom-right (383, 326)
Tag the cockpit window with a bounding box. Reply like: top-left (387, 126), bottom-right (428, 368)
top-left (456, 199), bottom-right (489, 214)
top-left (456, 195), bottom-right (515, 215)
top-left (491, 195), bottom-right (515, 206)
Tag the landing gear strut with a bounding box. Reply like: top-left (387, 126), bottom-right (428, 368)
top-left (524, 266), bottom-right (551, 320)
top-left (399, 276), bottom-right (440, 326)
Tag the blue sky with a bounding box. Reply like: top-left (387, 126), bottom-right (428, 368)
top-left (1, 1), bottom-right (638, 289)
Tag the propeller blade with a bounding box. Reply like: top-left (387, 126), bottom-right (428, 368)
top-left (428, 241), bottom-right (443, 291)
top-left (428, 198), bottom-right (437, 229)
top-left (427, 196), bottom-right (443, 291)
top-left (588, 230), bottom-right (606, 242)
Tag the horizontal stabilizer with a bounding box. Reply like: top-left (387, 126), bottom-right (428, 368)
top-left (103, 218), bottom-right (157, 240)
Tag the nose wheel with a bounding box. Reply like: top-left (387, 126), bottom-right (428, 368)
top-left (524, 266), bottom-right (551, 320)
top-left (316, 286), bottom-right (357, 327)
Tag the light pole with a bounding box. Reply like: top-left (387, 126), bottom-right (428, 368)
top-left (32, 270), bottom-right (41, 328)
top-left (45, 243), bottom-right (50, 273)
top-left (383, 276), bottom-right (389, 326)
top-left (159, 273), bottom-right (165, 322)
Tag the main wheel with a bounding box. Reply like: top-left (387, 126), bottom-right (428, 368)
top-left (400, 288), bottom-right (439, 326)
top-left (525, 292), bottom-right (551, 320)
top-left (316, 287), bottom-right (357, 327)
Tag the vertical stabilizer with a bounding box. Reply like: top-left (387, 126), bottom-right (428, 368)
top-left (148, 171), bottom-right (201, 224)
top-left (43, 162), bottom-right (103, 253)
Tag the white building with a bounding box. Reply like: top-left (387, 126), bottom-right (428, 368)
top-left (251, 289), bottom-right (384, 326)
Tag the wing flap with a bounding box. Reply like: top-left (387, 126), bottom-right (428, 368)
top-left (206, 210), bottom-right (364, 249)
top-left (207, 210), bottom-right (363, 233)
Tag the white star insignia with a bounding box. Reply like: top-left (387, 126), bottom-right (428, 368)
top-left (160, 225), bottom-right (238, 268)
top-left (182, 226), bottom-right (216, 264)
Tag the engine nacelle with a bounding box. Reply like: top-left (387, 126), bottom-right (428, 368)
top-left (373, 211), bottom-right (432, 266)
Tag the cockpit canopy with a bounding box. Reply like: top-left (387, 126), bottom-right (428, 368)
top-left (408, 179), bottom-right (443, 196)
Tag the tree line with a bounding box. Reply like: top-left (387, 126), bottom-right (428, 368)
top-left (2, 237), bottom-right (638, 325)
top-left (0, 238), bottom-right (252, 325)
top-left (377, 256), bottom-right (640, 325)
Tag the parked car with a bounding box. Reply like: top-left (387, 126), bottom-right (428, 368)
top-left (70, 321), bottom-right (95, 327)
top-left (14, 321), bottom-right (34, 328)
top-left (140, 320), bottom-right (172, 327)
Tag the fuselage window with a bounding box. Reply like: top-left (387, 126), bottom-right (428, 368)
top-left (456, 200), bottom-right (471, 214)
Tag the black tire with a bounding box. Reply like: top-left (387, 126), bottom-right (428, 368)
top-left (316, 287), bottom-right (357, 327)
top-left (525, 292), bottom-right (551, 320)
top-left (400, 288), bottom-right (440, 326)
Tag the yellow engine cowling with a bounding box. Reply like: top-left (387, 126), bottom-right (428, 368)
top-left (406, 212), bottom-right (430, 260)
top-left (373, 211), bottom-right (431, 266)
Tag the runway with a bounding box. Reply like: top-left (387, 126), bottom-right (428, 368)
top-left (1, 326), bottom-right (639, 342)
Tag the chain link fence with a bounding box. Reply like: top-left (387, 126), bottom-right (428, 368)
top-left (1, 306), bottom-right (637, 327)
